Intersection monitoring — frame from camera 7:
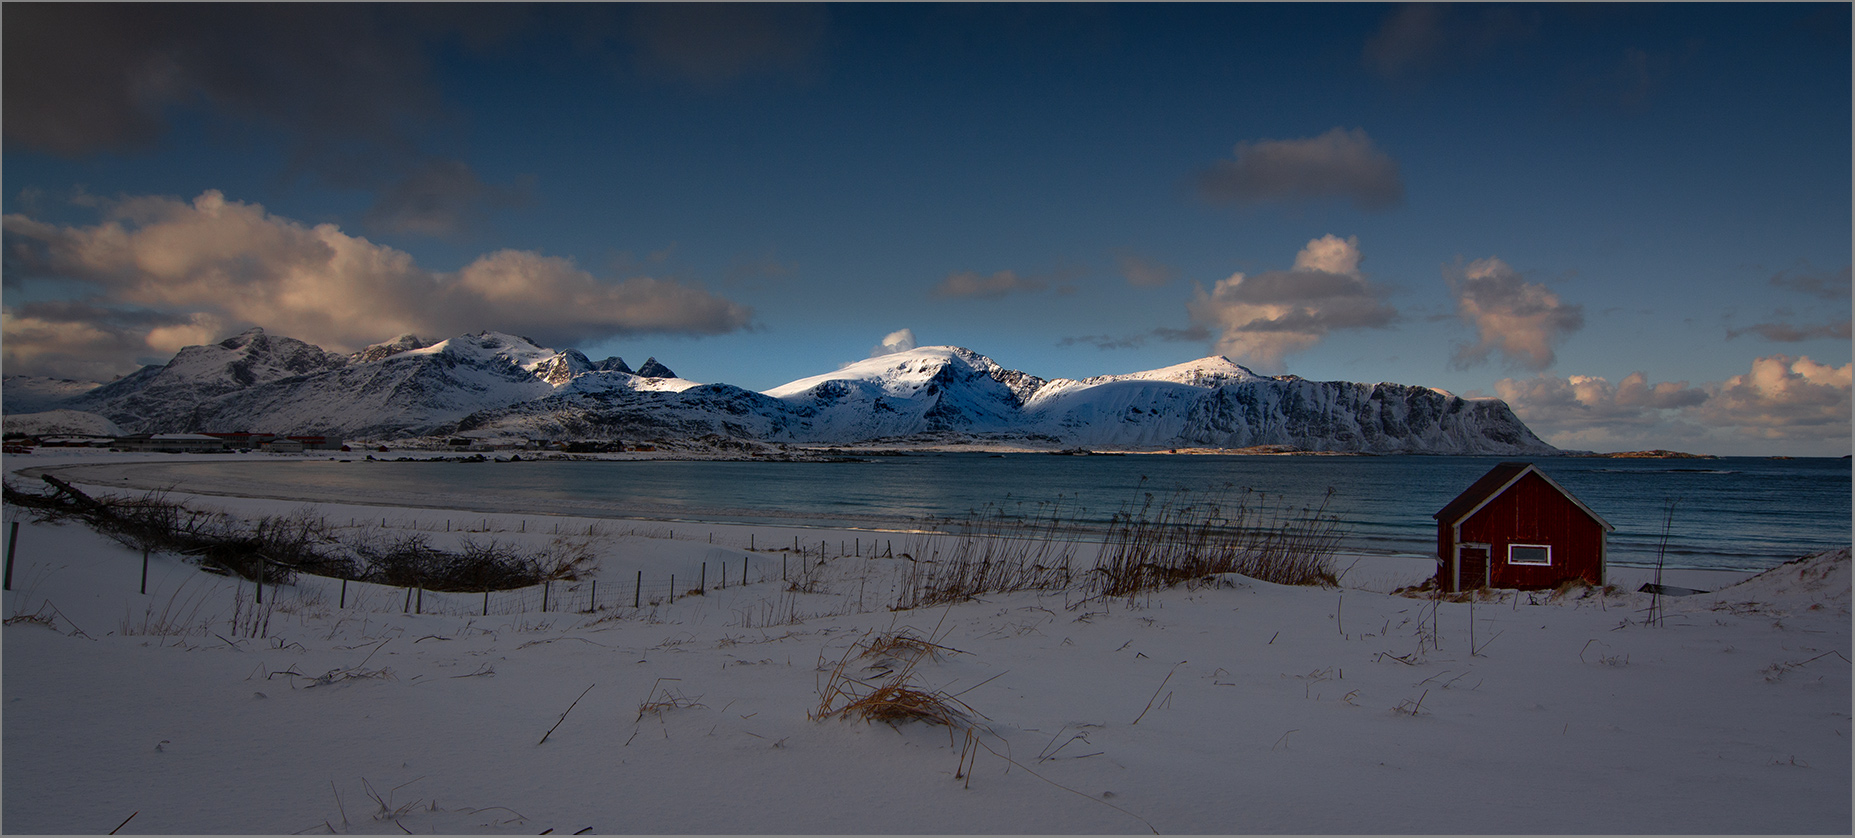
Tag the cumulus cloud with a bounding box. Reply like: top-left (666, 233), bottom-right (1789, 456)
top-left (1185, 235), bottom-right (1396, 371)
top-left (1446, 257), bottom-right (1584, 371)
top-left (933, 269), bottom-right (1047, 300)
top-left (1195, 128), bottom-right (1405, 212)
top-left (1701, 355), bottom-right (1851, 439)
top-left (1496, 356), bottom-right (1850, 453)
top-left (1, 190), bottom-right (752, 379)
top-left (869, 328), bottom-right (919, 358)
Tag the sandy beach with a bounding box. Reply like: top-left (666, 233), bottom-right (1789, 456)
top-left (2, 449), bottom-right (1847, 834)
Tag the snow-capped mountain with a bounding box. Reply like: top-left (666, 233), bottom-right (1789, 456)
top-left (763, 347), bottom-right (1046, 440)
top-left (186, 332), bottom-right (700, 439)
top-left (56, 328), bottom-right (350, 430)
top-left (1, 376), bottom-right (103, 414)
top-left (1, 409), bottom-right (124, 438)
top-left (11, 330), bottom-right (1558, 454)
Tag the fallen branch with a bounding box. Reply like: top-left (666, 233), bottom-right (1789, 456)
top-left (108, 811), bottom-right (138, 835)
top-left (538, 683), bottom-right (596, 745)
top-left (1131, 660), bottom-right (1185, 725)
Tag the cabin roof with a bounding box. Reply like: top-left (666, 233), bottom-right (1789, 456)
top-left (1434, 461), bottom-right (1615, 531)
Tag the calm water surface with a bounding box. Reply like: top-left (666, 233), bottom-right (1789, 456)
top-left (119, 453), bottom-right (1850, 573)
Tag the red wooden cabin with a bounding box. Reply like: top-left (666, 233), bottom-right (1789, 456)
top-left (1433, 462), bottom-right (1614, 593)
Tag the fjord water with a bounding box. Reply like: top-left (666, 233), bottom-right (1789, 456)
top-left (155, 454), bottom-right (1847, 573)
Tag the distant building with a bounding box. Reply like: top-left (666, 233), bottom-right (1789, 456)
top-left (285, 435), bottom-right (344, 451)
top-left (113, 433), bottom-right (229, 453)
top-left (1433, 462), bottom-right (1614, 593)
top-left (203, 432), bottom-right (276, 449)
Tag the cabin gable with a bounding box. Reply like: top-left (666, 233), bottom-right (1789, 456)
top-left (1434, 463), bottom-right (1612, 593)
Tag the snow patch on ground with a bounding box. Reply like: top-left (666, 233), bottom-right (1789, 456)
top-left (1, 457), bottom-right (1847, 834)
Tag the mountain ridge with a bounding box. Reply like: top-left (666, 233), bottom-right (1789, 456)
top-left (4, 330), bottom-right (1558, 454)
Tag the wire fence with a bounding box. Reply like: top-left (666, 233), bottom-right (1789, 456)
top-left (332, 555), bottom-right (790, 617)
top-left (289, 541), bottom-right (897, 619)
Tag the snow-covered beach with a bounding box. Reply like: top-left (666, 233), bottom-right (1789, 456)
top-left (3, 450), bottom-right (1848, 834)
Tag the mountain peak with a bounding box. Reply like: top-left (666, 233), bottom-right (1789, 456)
top-left (636, 358), bottom-right (676, 379)
top-left (352, 334), bottom-right (432, 364)
top-left (218, 327), bottom-right (268, 349)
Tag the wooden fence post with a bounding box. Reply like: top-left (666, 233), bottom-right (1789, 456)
top-left (3, 520), bottom-right (16, 592)
top-left (340, 578), bottom-right (348, 610)
top-left (635, 570), bottom-right (642, 608)
top-left (483, 589), bottom-right (489, 616)
top-left (140, 546), bottom-right (149, 595)
top-left (542, 581), bottom-right (550, 612)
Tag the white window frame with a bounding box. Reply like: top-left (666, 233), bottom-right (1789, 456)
top-left (1508, 543), bottom-right (1552, 566)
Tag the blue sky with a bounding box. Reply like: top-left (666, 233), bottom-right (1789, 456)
top-left (3, 3), bottom-right (1849, 455)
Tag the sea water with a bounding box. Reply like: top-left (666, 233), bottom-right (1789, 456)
top-left (118, 453), bottom-right (1849, 573)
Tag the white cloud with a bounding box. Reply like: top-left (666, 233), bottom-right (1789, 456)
top-left (869, 328), bottom-right (918, 357)
top-left (1446, 256), bottom-right (1584, 370)
top-left (1700, 354), bottom-right (1851, 439)
top-left (1194, 128), bottom-right (1404, 212)
top-left (1, 190), bottom-right (753, 378)
top-left (1186, 234), bottom-right (1396, 372)
top-left (1496, 355), bottom-right (1850, 455)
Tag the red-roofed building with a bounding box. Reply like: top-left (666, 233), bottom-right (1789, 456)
top-left (1433, 462), bottom-right (1614, 593)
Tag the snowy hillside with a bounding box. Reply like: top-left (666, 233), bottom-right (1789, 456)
top-left (15, 329), bottom-right (1557, 454)
top-left (60, 328), bottom-right (350, 432)
top-left (1, 409), bottom-right (124, 437)
top-left (764, 347), bottom-right (1046, 440)
top-left (188, 333), bottom-right (637, 439)
top-left (0, 375), bottom-right (102, 414)
top-left (757, 347), bottom-right (1552, 454)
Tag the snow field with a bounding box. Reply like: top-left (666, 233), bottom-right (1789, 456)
top-left (2, 488), bottom-right (1848, 834)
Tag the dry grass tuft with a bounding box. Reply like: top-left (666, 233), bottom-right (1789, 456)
top-left (814, 625), bottom-right (979, 729)
top-left (859, 629), bottom-right (958, 665)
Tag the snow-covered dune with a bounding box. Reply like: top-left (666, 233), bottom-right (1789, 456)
top-left (0, 470), bottom-right (1844, 833)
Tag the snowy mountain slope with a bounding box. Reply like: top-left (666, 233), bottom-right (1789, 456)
top-left (188, 332), bottom-right (606, 438)
top-left (448, 382), bottom-right (802, 443)
top-left (18, 328), bottom-right (1557, 453)
top-left (764, 347), bottom-right (1046, 440)
top-left (1173, 378), bottom-right (1544, 453)
top-left (60, 328), bottom-right (350, 432)
top-left (348, 334), bottom-right (433, 364)
top-left (1, 375), bottom-right (102, 414)
top-left (1, 409), bottom-right (124, 437)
